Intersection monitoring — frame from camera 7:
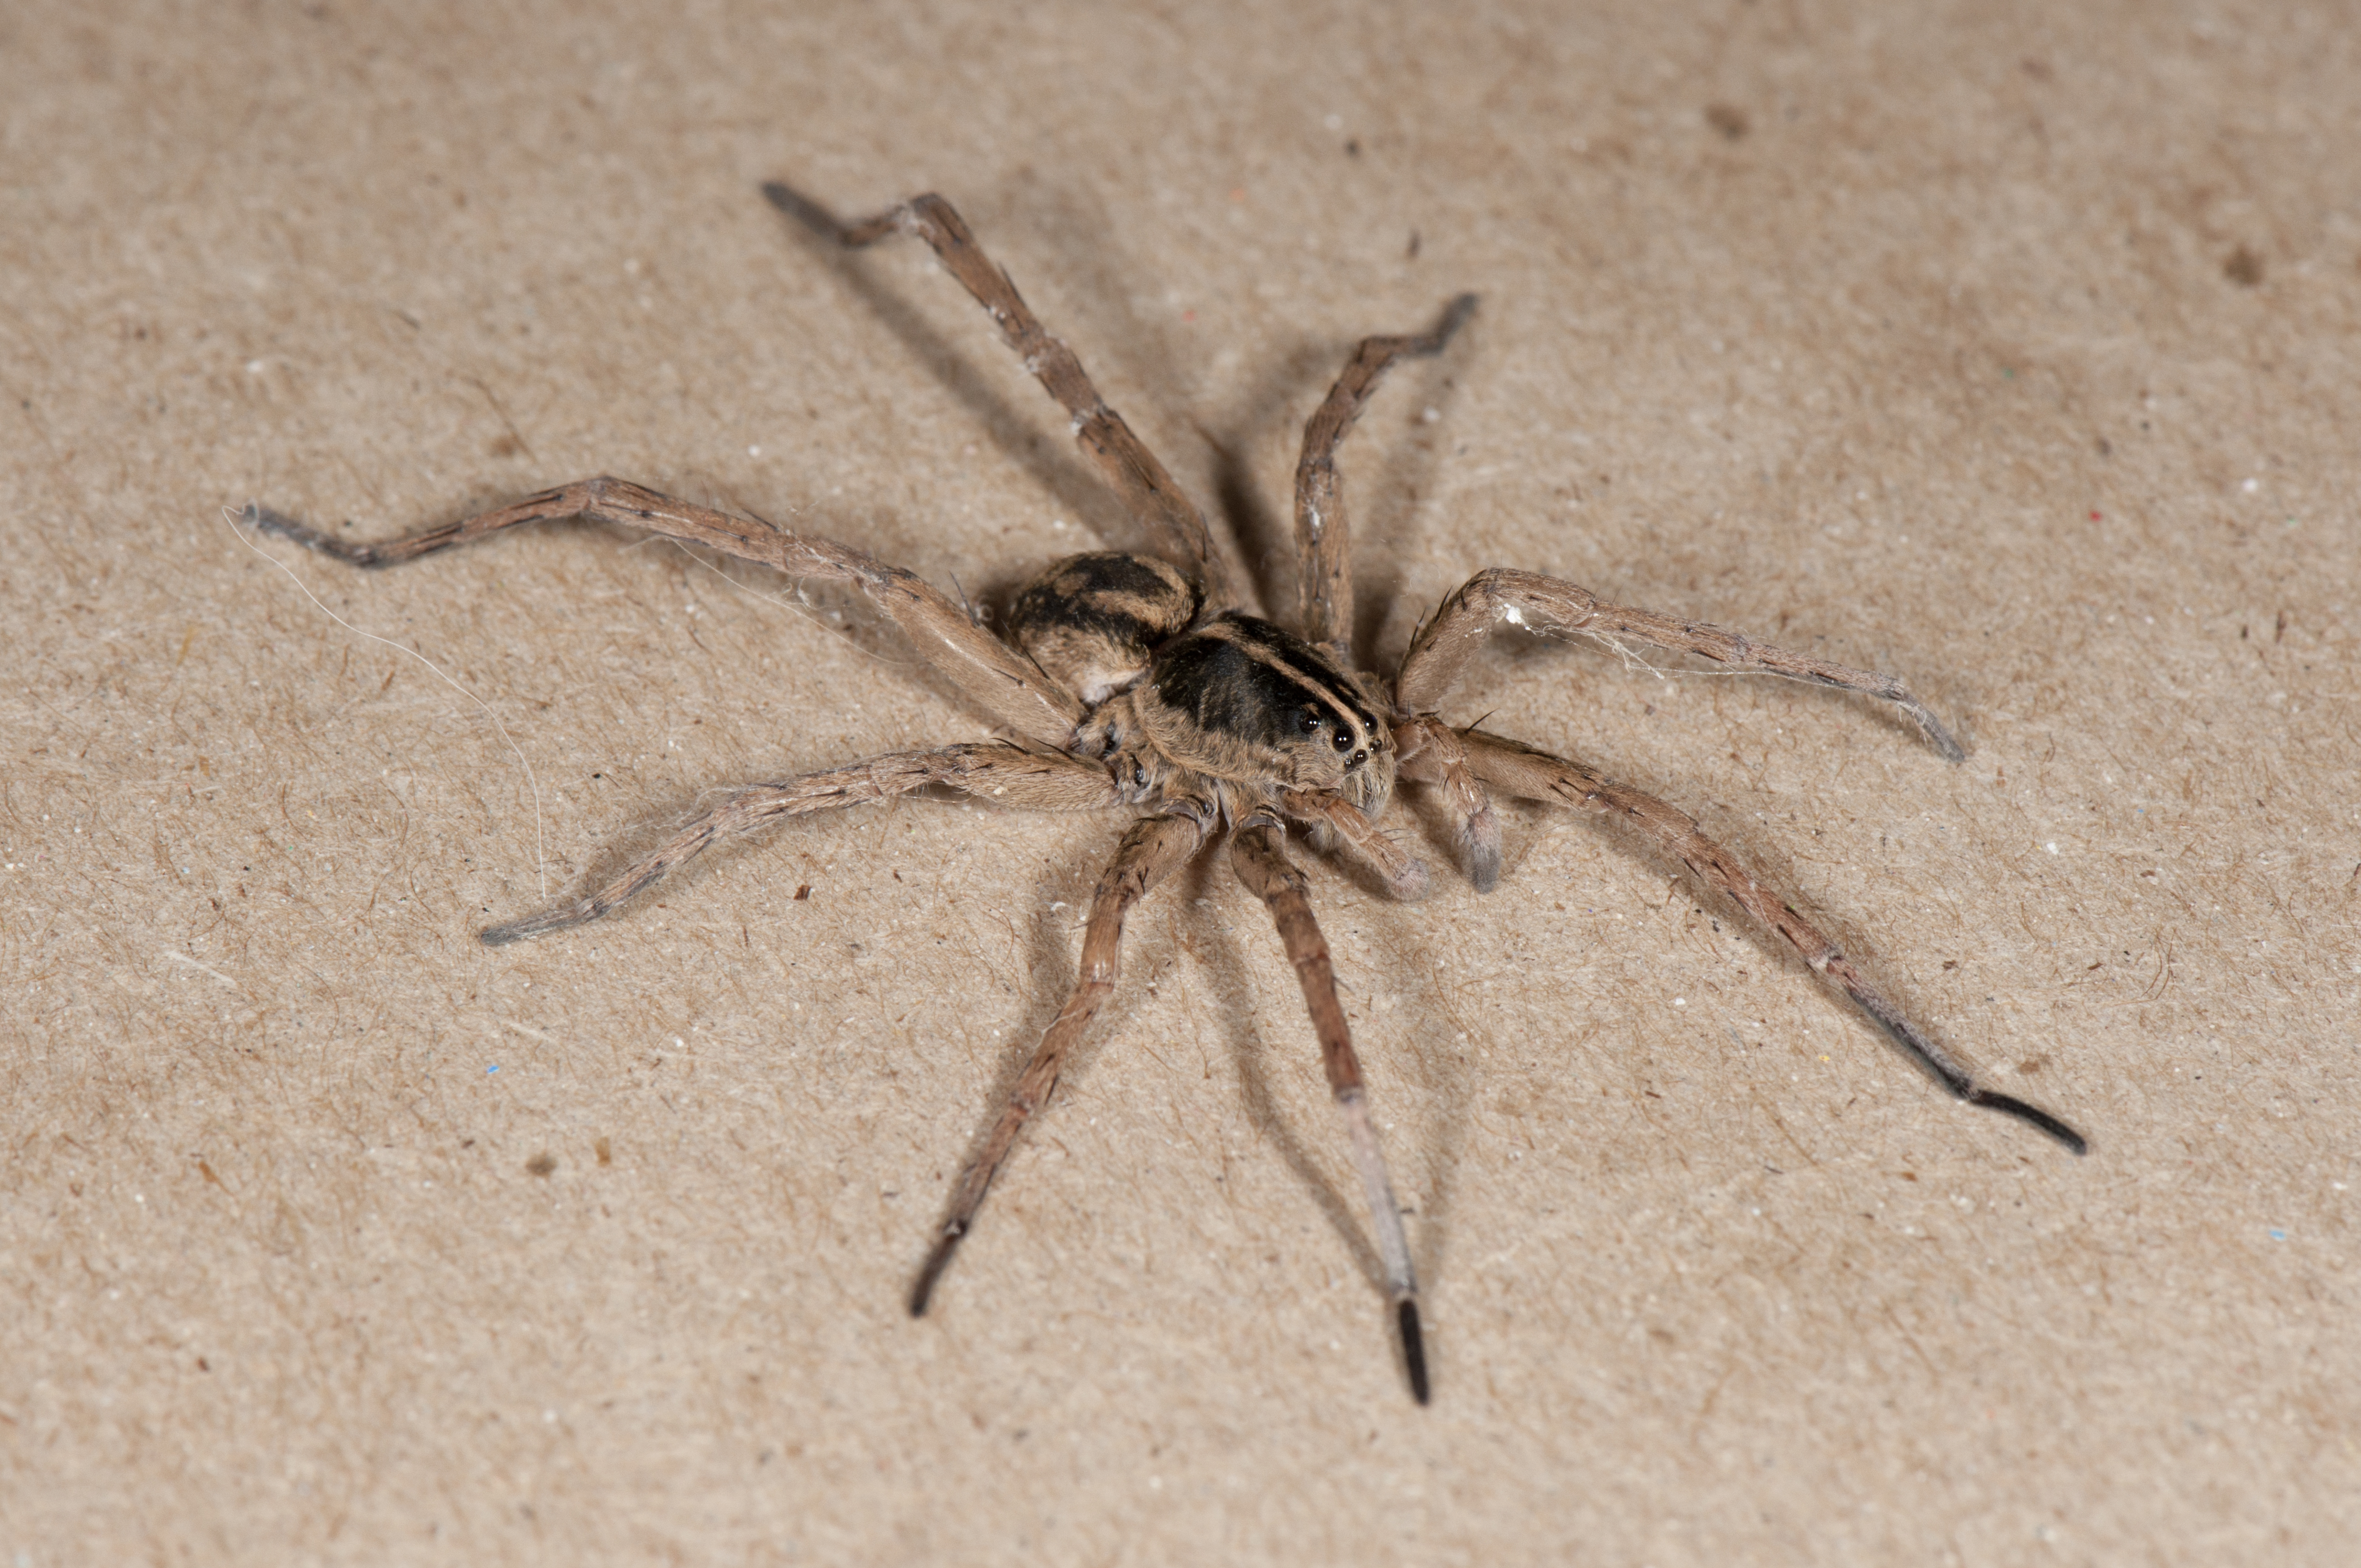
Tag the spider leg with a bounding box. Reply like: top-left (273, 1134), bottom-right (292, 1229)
top-left (1279, 786), bottom-right (1432, 901)
top-left (242, 483), bottom-right (1082, 744)
top-left (1396, 567), bottom-right (1966, 763)
top-left (765, 183), bottom-right (1226, 605)
top-left (911, 809), bottom-right (1209, 1316)
top-left (1459, 728), bottom-right (2087, 1154)
top-left (1230, 816), bottom-right (1429, 1403)
top-left (1293, 294), bottom-right (1478, 654)
top-left (478, 741), bottom-right (1122, 945)
top-left (1391, 716), bottom-right (1503, 893)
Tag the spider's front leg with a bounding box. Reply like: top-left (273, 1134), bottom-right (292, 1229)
top-left (1231, 816), bottom-right (1429, 1402)
top-left (910, 808), bottom-right (1209, 1316)
top-left (1391, 716), bottom-right (1504, 894)
top-left (1397, 567), bottom-right (1968, 763)
top-left (1279, 786), bottom-right (1431, 901)
top-left (1460, 728), bottom-right (2087, 1154)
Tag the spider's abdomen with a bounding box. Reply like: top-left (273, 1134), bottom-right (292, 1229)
top-left (1138, 612), bottom-right (1395, 812)
top-left (1007, 552), bottom-right (1200, 706)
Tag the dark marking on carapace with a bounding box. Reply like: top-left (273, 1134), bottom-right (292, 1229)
top-left (1149, 613), bottom-right (1379, 752)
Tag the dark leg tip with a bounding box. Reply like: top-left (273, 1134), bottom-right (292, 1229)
top-left (1464, 821), bottom-right (1502, 895)
top-left (1968, 1089), bottom-right (2089, 1156)
top-left (242, 500), bottom-right (385, 567)
top-left (243, 502), bottom-right (311, 546)
top-left (1906, 703), bottom-right (1968, 764)
top-left (1435, 292), bottom-right (1480, 344)
top-left (760, 181), bottom-right (846, 242)
top-left (479, 902), bottom-right (602, 946)
top-left (910, 1228), bottom-right (964, 1317)
top-left (479, 912), bottom-right (554, 946)
top-left (1398, 1299), bottom-right (1430, 1405)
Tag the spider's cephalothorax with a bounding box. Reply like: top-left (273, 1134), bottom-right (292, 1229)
top-left (1010, 550), bottom-right (1396, 819)
top-left (246, 184), bottom-right (2087, 1408)
top-left (1130, 610), bottom-right (1396, 815)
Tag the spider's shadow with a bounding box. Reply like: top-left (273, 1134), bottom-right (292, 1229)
top-left (1193, 342), bottom-right (1337, 622)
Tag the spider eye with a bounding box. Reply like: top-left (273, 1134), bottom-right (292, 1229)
top-left (1331, 728), bottom-right (1353, 753)
top-left (1132, 762), bottom-right (1148, 788)
top-left (1300, 706), bottom-right (1323, 734)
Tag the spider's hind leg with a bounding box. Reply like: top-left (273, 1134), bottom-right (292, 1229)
top-left (1459, 728), bottom-right (2086, 1154)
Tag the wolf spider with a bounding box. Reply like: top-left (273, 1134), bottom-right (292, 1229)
top-left (246, 184), bottom-right (2086, 1404)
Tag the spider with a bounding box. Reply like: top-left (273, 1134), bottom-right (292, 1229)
top-left (246, 184), bottom-right (2087, 1405)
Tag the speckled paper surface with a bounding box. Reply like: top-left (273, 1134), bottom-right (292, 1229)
top-left (3, 2), bottom-right (2354, 1561)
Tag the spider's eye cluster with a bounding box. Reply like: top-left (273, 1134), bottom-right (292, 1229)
top-left (1301, 705), bottom-right (1357, 755)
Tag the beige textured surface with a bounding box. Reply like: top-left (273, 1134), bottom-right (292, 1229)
top-left (4, 2), bottom-right (2356, 1561)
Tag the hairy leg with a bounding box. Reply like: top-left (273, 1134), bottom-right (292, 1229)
top-left (910, 809), bottom-right (1210, 1314)
top-left (481, 741), bottom-right (1122, 946)
top-left (1279, 786), bottom-right (1431, 900)
top-left (1397, 567), bottom-right (1965, 762)
top-left (1390, 716), bottom-right (1503, 893)
top-left (1231, 817), bottom-right (1430, 1403)
top-left (765, 183), bottom-right (1225, 603)
top-left (1461, 728), bottom-right (2085, 1152)
top-left (1292, 294), bottom-right (1478, 652)
top-left (242, 482), bottom-right (1082, 744)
